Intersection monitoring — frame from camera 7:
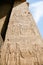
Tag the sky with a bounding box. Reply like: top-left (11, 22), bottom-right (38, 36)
top-left (26, 0), bottom-right (43, 38)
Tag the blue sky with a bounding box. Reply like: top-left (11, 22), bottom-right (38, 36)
top-left (26, 0), bottom-right (43, 38)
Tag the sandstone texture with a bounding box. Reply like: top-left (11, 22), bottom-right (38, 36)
top-left (0, 34), bottom-right (3, 65)
top-left (1, 2), bottom-right (43, 65)
top-left (0, 3), bottom-right (11, 65)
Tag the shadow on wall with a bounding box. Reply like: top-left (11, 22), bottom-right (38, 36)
top-left (0, 2), bottom-right (11, 41)
top-left (1, 7), bottom-right (12, 41)
top-left (0, 0), bottom-right (24, 19)
top-left (0, 1), bottom-right (25, 41)
top-left (0, 4), bottom-right (11, 19)
top-left (0, 0), bottom-right (15, 19)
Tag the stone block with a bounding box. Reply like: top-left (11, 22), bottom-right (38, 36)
top-left (1, 2), bottom-right (43, 65)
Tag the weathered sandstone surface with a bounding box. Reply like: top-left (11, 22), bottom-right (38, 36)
top-left (1, 2), bottom-right (43, 65)
top-left (0, 3), bottom-right (11, 65)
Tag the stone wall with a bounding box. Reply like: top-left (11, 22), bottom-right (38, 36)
top-left (0, 1), bottom-right (43, 65)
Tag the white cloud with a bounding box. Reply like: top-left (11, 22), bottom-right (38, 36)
top-left (29, 1), bottom-right (43, 23)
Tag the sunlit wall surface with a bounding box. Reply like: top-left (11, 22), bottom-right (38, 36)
top-left (27, 0), bottom-right (43, 38)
